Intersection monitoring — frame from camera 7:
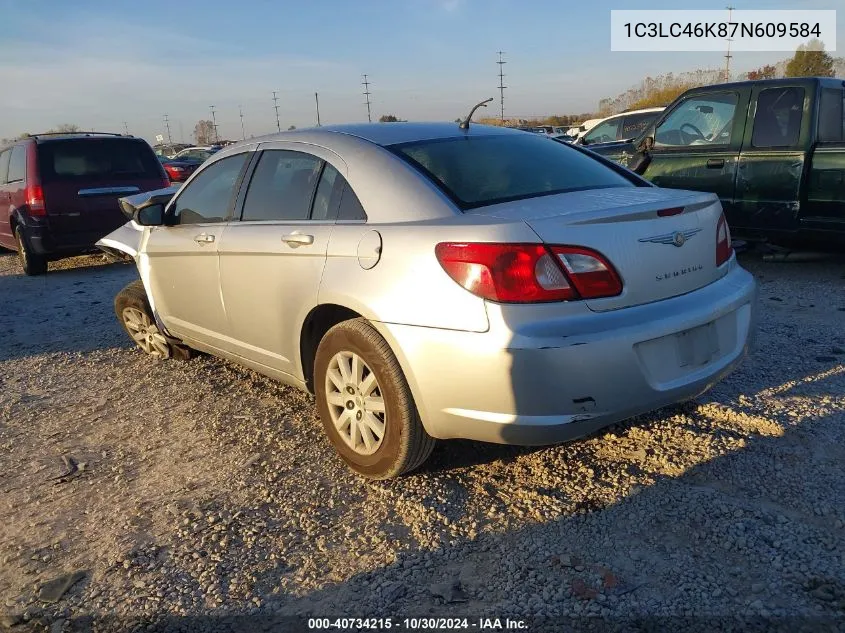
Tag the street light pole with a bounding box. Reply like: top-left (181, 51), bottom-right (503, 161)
top-left (315, 92), bottom-right (321, 127)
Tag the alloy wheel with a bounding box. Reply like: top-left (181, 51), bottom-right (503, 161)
top-left (324, 351), bottom-right (386, 455)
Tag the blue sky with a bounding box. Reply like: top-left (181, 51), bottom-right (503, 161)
top-left (0, 0), bottom-right (841, 144)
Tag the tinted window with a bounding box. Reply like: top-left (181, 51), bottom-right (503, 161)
top-left (752, 87), bottom-right (805, 148)
top-left (621, 112), bottom-right (659, 138)
top-left (818, 88), bottom-right (844, 143)
top-left (393, 134), bottom-right (633, 210)
top-left (7, 145), bottom-right (26, 182)
top-left (0, 150), bottom-right (11, 185)
top-left (37, 139), bottom-right (161, 182)
top-left (583, 118), bottom-right (621, 144)
top-left (337, 183), bottom-right (367, 221)
top-left (655, 93), bottom-right (738, 147)
top-left (241, 150), bottom-right (322, 222)
top-left (172, 153), bottom-right (248, 224)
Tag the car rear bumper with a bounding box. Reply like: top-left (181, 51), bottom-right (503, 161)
top-left (373, 262), bottom-right (757, 445)
top-left (21, 217), bottom-right (121, 258)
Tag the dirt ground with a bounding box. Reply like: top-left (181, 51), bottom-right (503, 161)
top-left (1, 249), bottom-right (844, 632)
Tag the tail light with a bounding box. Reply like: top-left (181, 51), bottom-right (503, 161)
top-left (716, 213), bottom-right (733, 266)
top-left (434, 242), bottom-right (622, 303)
top-left (25, 183), bottom-right (46, 216)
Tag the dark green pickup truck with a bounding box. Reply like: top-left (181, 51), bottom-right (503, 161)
top-left (584, 77), bottom-right (845, 248)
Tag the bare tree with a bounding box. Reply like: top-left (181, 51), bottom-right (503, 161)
top-left (193, 120), bottom-right (216, 145)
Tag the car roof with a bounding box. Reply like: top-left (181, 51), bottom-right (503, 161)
top-left (230, 122), bottom-right (522, 151)
top-left (702, 76), bottom-right (844, 91)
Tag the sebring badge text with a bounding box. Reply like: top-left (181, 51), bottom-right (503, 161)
top-left (656, 264), bottom-right (704, 282)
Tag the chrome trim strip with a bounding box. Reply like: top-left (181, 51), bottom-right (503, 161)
top-left (77, 186), bottom-right (141, 197)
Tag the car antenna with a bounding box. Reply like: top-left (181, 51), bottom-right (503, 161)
top-left (458, 97), bottom-right (494, 130)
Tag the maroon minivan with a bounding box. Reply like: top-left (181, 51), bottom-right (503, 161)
top-left (0, 133), bottom-right (169, 275)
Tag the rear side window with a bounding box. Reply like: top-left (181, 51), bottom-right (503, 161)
top-left (7, 145), bottom-right (26, 183)
top-left (818, 88), bottom-right (844, 143)
top-left (392, 134), bottom-right (633, 210)
top-left (583, 118), bottom-right (621, 144)
top-left (241, 150), bottom-right (323, 222)
top-left (337, 183), bottom-right (367, 221)
top-left (621, 112), bottom-right (659, 138)
top-left (752, 87), bottom-right (805, 148)
top-left (0, 150), bottom-right (11, 184)
top-left (37, 139), bottom-right (161, 182)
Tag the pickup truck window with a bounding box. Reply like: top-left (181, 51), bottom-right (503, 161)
top-left (655, 93), bottom-right (737, 147)
top-left (583, 118), bottom-right (621, 144)
top-left (818, 88), bottom-right (844, 143)
top-left (752, 87), bottom-right (805, 148)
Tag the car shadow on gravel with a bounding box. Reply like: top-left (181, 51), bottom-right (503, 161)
top-left (0, 258), bottom-right (137, 362)
top-left (43, 398), bottom-right (845, 632)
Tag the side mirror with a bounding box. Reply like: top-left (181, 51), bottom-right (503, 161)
top-left (636, 136), bottom-right (655, 153)
top-left (135, 203), bottom-right (165, 226)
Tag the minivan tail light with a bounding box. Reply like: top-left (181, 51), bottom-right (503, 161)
top-left (25, 184), bottom-right (46, 216)
top-left (716, 212), bottom-right (732, 266)
top-left (434, 242), bottom-right (622, 303)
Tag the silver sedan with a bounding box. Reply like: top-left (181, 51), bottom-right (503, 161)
top-left (100, 122), bottom-right (757, 479)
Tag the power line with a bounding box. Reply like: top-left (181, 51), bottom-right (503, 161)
top-left (239, 105), bottom-right (246, 140)
top-left (163, 114), bottom-right (173, 145)
top-left (497, 51), bottom-right (507, 122)
top-left (272, 91), bottom-right (281, 132)
top-left (362, 74), bottom-right (372, 123)
top-left (724, 6), bottom-right (735, 82)
top-left (209, 105), bottom-right (219, 143)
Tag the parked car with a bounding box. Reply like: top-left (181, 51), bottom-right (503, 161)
top-left (582, 77), bottom-right (845, 248)
top-left (0, 132), bottom-right (169, 275)
top-left (158, 155), bottom-right (202, 183)
top-left (153, 144), bottom-right (191, 159)
top-left (576, 108), bottom-right (665, 146)
top-left (173, 146), bottom-right (218, 162)
top-left (99, 123), bottom-right (757, 479)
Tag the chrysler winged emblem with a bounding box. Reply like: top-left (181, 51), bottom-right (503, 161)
top-left (638, 228), bottom-right (702, 248)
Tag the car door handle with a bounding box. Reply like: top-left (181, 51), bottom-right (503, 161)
top-left (281, 233), bottom-right (314, 246)
top-left (706, 158), bottom-right (725, 169)
top-left (193, 233), bottom-right (215, 244)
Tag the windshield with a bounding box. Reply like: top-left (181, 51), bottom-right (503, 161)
top-left (391, 134), bottom-right (635, 210)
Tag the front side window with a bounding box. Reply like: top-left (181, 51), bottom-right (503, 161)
top-left (655, 93), bottom-right (738, 147)
top-left (171, 153), bottom-right (248, 224)
top-left (392, 134), bottom-right (635, 210)
top-left (582, 118), bottom-right (621, 144)
top-left (7, 145), bottom-right (26, 182)
top-left (752, 87), bottom-right (805, 148)
top-left (241, 150), bottom-right (323, 222)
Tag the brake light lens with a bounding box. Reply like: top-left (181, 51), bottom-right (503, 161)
top-left (25, 184), bottom-right (46, 216)
top-left (716, 213), bottom-right (733, 266)
top-left (435, 242), bottom-right (622, 303)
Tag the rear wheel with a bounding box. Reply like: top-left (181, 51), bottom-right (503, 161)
top-left (115, 280), bottom-right (192, 360)
top-left (314, 318), bottom-right (435, 479)
top-left (15, 226), bottom-right (47, 276)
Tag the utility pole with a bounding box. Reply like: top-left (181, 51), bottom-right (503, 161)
top-left (315, 92), bottom-right (321, 127)
top-left (362, 74), bottom-right (372, 123)
top-left (123, 121), bottom-right (129, 135)
top-left (209, 105), bottom-right (219, 143)
top-left (239, 105), bottom-right (246, 140)
top-left (179, 121), bottom-right (184, 143)
top-left (724, 6), bottom-right (735, 83)
top-left (272, 91), bottom-right (281, 132)
top-left (163, 114), bottom-right (173, 145)
top-left (497, 51), bottom-right (507, 122)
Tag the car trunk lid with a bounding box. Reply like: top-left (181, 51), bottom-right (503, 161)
top-left (472, 187), bottom-right (726, 311)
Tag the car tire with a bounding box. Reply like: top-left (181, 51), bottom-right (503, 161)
top-left (314, 318), bottom-right (435, 479)
top-left (15, 226), bottom-right (47, 276)
top-left (115, 280), bottom-right (193, 361)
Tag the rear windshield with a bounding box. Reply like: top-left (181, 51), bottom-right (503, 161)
top-left (38, 139), bottom-right (161, 183)
top-left (390, 134), bottom-right (634, 210)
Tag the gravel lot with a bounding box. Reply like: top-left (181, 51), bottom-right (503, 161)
top-left (1, 248), bottom-right (844, 632)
